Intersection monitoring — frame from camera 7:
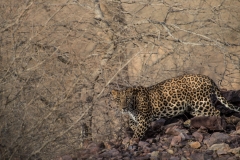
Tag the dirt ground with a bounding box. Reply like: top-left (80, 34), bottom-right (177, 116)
top-left (1, 0), bottom-right (240, 159)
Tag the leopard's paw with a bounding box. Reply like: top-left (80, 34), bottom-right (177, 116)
top-left (127, 138), bottom-right (139, 151)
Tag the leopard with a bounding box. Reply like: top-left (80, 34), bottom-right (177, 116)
top-left (111, 74), bottom-right (240, 142)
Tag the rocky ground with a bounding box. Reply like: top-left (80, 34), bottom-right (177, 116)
top-left (56, 90), bottom-right (240, 160)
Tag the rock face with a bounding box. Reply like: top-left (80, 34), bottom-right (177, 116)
top-left (57, 90), bottom-right (240, 159)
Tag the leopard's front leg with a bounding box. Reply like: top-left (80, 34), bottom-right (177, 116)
top-left (129, 119), bottom-right (137, 132)
top-left (130, 115), bottom-right (149, 146)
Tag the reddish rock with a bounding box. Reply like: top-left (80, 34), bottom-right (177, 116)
top-left (197, 126), bottom-right (208, 133)
top-left (179, 132), bottom-right (192, 140)
top-left (99, 148), bottom-right (120, 158)
top-left (138, 141), bottom-right (150, 148)
top-left (165, 121), bottom-right (183, 130)
top-left (165, 126), bottom-right (179, 136)
top-left (190, 116), bottom-right (226, 130)
top-left (131, 138), bottom-right (140, 145)
top-left (204, 132), bottom-right (230, 147)
top-left (151, 119), bottom-right (166, 130)
top-left (165, 125), bottom-right (188, 136)
top-left (170, 135), bottom-right (182, 147)
top-left (86, 142), bottom-right (102, 154)
top-left (192, 131), bottom-right (203, 142)
top-left (162, 145), bottom-right (168, 150)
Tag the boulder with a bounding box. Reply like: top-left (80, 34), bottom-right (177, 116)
top-left (190, 116), bottom-right (226, 130)
top-left (170, 135), bottom-right (182, 147)
top-left (188, 141), bottom-right (201, 149)
top-left (192, 131), bottom-right (203, 142)
top-left (204, 132), bottom-right (230, 147)
top-left (228, 147), bottom-right (240, 157)
top-left (208, 143), bottom-right (230, 155)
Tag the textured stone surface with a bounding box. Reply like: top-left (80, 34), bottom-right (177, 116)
top-left (192, 131), bottom-right (204, 142)
top-left (190, 116), bottom-right (226, 130)
top-left (204, 132), bottom-right (230, 147)
top-left (209, 143), bottom-right (230, 155)
top-left (188, 141), bottom-right (201, 149)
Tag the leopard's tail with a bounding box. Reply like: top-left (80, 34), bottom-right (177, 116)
top-left (213, 82), bottom-right (240, 112)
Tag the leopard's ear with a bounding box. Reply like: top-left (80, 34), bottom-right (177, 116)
top-left (111, 90), bottom-right (118, 99)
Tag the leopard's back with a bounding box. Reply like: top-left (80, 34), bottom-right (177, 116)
top-left (148, 74), bottom-right (219, 118)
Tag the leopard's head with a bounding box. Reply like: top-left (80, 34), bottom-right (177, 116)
top-left (111, 88), bottom-right (133, 111)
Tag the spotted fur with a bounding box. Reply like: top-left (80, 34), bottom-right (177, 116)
top-left (111, 74), bottom-right (240, 139)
